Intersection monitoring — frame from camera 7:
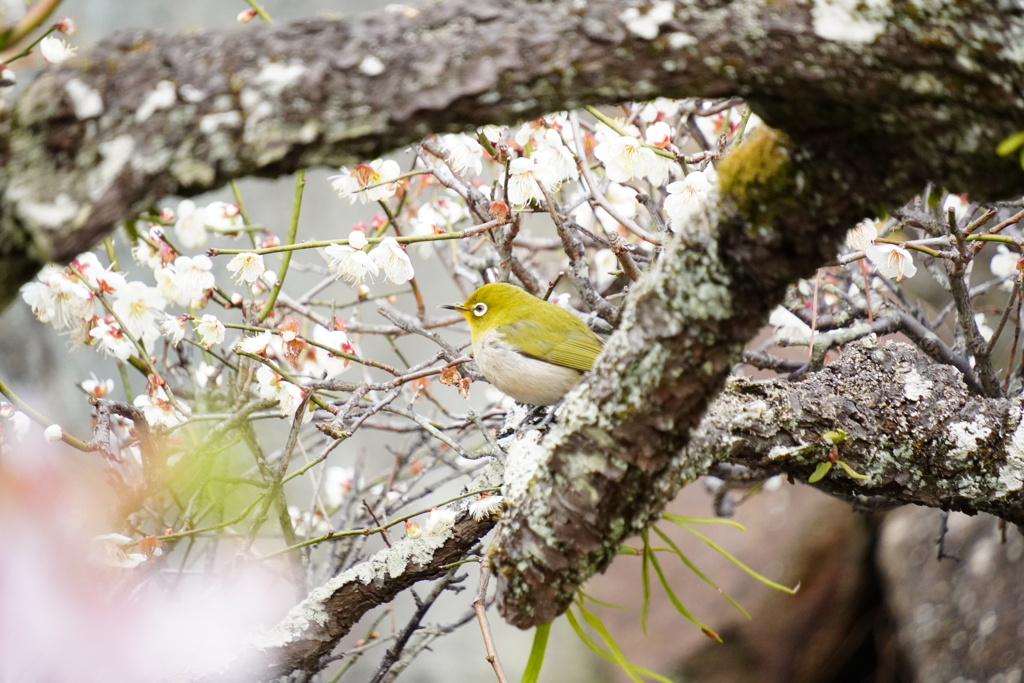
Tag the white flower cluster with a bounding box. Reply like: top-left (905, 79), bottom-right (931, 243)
top-left (323, 232), bottom-right (415, 285)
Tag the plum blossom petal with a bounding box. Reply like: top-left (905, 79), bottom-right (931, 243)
top-left (865, 243), bottom-right (917, 281)
top-left (369, 237), bottom-right (415, 285)
top-left (227, 252), bottom-right (266, 284)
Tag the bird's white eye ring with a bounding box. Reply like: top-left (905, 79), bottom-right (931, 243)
top-left (472, 302), bottom-right (487, 317)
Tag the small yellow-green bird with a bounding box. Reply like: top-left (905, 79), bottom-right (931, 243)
top-left (442, 282), bottom-right (604, 405)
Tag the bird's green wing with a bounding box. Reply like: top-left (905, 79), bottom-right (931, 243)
top-left (501, 319), bottom-right (604, 372)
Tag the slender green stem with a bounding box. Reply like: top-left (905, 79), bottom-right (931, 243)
top-left (259, 169), bottom-right (305, 321)
top-left (0, 2), bottom-right (62, 58)
top-left (244, 0), bottom-right (273, 23)
top-left (211, 218), bottom-right (502, 256)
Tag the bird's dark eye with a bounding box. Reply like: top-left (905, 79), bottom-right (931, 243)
top-left (472, 303), bottom-right (487, 317)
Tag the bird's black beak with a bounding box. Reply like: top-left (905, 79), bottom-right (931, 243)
top-left (440, 303), bottom-right (467, 312)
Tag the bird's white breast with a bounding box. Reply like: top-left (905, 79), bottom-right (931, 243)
top-left (472, 328), bottom-right (582, 405)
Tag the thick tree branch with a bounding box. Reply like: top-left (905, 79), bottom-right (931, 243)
top-left (218, 513), bottom-right (495, 681)
top-left (691, 337), bottom-right (1024, 525)
top-left (483, 3), bottom-right (1024, 627)
top-left (1, 0), bottom-right (1021, 309)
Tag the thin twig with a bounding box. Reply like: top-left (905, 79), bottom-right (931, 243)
top-left (362, 500), bottom-right (392, 548)
top-left (473, 561), bottom-right (509, 683)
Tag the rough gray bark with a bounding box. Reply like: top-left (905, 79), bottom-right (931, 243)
top-left (2, 0), bottom-right (1023, 677)
top-left (221, 513), bottom-right (496, 681)
top-left (1, 0), bottom-right (1021, 307)
top-left (693, 338), bottom-right (1024, 525)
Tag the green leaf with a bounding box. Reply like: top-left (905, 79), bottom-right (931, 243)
top-left (577, 590), bottom-right (625, 610)
top-left (565, 608), bottom-right (618, 666)
top-left (662, 512), bottom-right (746, 531)
top-left (567, 607), bottom-right (643, 683)
top-left (641, 531), bottom-right (652, 634)
top-left (683, 525), bottom-right (798, 595)
top-left (652, 525), bottom-right (751, 619)
top-left (996, 130), bottom-right (1024, 157)
top-left (822, 429), bottom-right (847, 444)
top-left (808, 461), bottom-right (833, 483)
top-left (647, 539), bottom-right (722, 640)
top-left (836, 460), bottom-right (870, 480)
top-left (577, 602), bottom-right (677, 683)
top-left (520, 623), bottom-right (550, 683)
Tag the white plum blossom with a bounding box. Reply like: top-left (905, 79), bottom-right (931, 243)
top-left (942, 193), bottom-right (971, 224)
top-left (369, 236), bottom-right (415, 285)
top-left (325, 231), bottom-right (380, 283)
top-left (469, 494), bottom-right (505, 521)
top-left (324, 466), bottom-right (356, 507)
top-left (132, 232), bottom-right (164, 270)
top-left (506, 156), bottom-right (561, 206)
top-left (81, 374), bottom-right (114, 398)
top-left (112, 281), bottom-right (166, 345)
top-left (769, 306), bottom-right (813, 344)
top-left (154, 266), bottom-right (182, 306)
top-left (21, 265), bottom-right (94, 331)
top-left (237, 330), bottom-right (275, 355)
top-left (974, 312), bottom-right (994, 342)
top-left (194, 314), bottom-right (225, 348)
top-left (664, 170), bottom-right (715, 230)
top-left (424, 507), bottom-right (457, 535)
top-left (226, 252), bottom-right (266, 284)
top-left (133, 387), bottom-right (189, 429)
top-left (194, 362), bottom-right (222, 389)
top-left (173, 200), bottom-right (208, 248)
top-left (407, 198), bottom-right (469, 257)
top-left (513, 115), bottom-right (569, 150)
top-left (288, 506), bottom-right (330, 537)
top-left (644, 121), bottom-right (674, 149)
top-left (309, 325), bottom-right (354, 378)
top-left (864, 243), bottom-right (917, 281)
top-left (72, 252), bottom-right (126, 294)
top-left (638, 98), bottom-right (682, 124)
top-left (0, 68), bottom-right (15, 94)
top-left (90, 533), bottom-right (146, 569)
top-left (39, 35), bottom-right (77, 64)
top-left (255, 365), bottom-right (308, 421)
top-left (439, 133), bottom-right (484, 176)
top-left (478, 125), bottom-right (505, 145)
top-left (89, 319), bottom-right (134, 360)
top-left (642, 122), bottom-right (680, 185)
top-left (329, 158), bottom-right (402, 203)
top-left (204, 202), bottom-right (244, 232)
top-left (7, 410), bottom-right (30, 440)
top-left (593, 124), bottom-right (656, 183)
top-left (532, 129), bottom-right (579, 183)
top-left (990, 245), bottom-right (1020, 291)
top-left (173, 255), bottom-right (215, 303)
top-left (845, 218), bottom-right (880, 252)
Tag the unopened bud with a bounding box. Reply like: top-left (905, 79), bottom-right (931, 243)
top-left (43, 424), bottom-right (64, 442)
top-left (488, 200), bottom-right (510, 222)
top-left (55, 16), bottom-right (77, 35)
